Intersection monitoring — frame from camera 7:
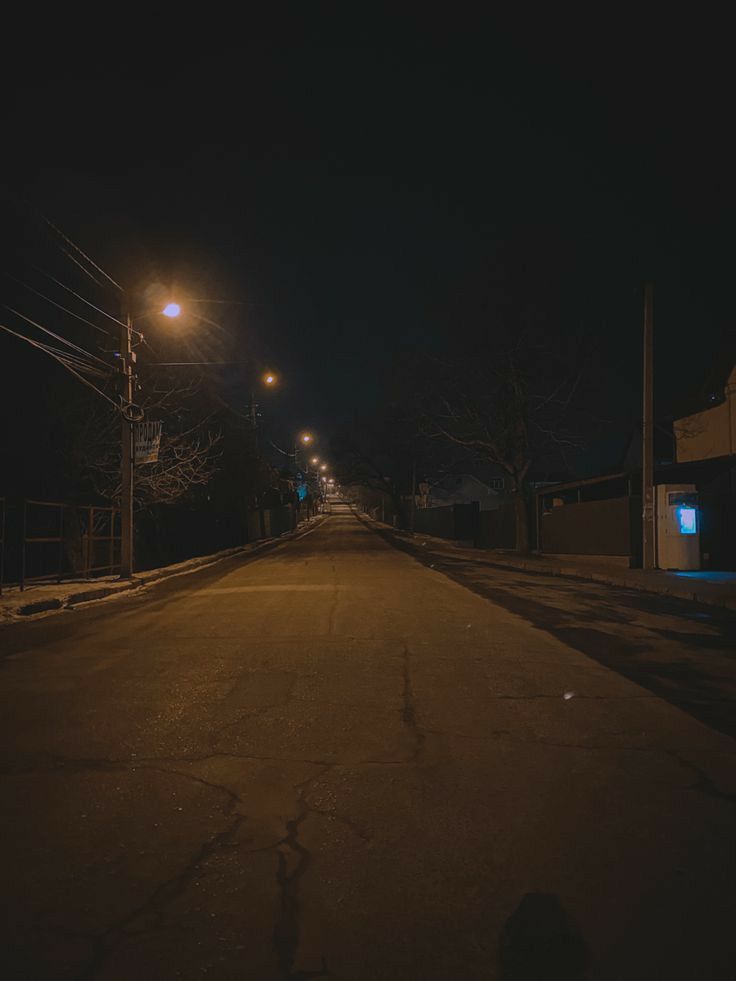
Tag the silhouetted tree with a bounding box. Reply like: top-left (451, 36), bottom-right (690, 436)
top-left (411, 322), bottom-right (587, 551)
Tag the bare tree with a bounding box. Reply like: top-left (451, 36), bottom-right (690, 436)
top-left (70, 376), bottom-right (221, 511)
top-left (413, 332), bottom-right (584, 552)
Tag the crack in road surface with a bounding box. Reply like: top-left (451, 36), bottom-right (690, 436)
top-left (74, 814), bottom-right (246, 980)
top-left (6, 510), bottom-right (736, 979)
top-left (273, 767), bottom-right (332, 979)
top-left (663, 749), bottom-right (736, 805)
top-left (401, 643), bottom-right (425, 762)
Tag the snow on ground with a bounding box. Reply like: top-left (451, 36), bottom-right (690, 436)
top-left (0, 516), bottom-right (326, 623)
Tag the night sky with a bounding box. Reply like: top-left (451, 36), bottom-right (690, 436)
top-left (2, 11), bottom-right (734, 491)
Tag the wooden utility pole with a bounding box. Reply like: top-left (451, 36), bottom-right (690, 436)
top-left (119, 296), bottom-right (135, 579)
top-left (642, 283), bottom-right (656, 569)
top-left (249, 391), bottom-right (259, 452)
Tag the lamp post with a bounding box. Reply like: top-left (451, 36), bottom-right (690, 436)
top-left (119, 298), bottom-right (181, 579)
top-left (119, 295), bottom-right (135, 579)
top-left (248, 372), bottom-right (278, 450)
top-left (295, 432), bottom-right (313, 474)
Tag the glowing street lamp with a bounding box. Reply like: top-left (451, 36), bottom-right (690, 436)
top-left (120, 295), bottom-right (183, 579)
top-left (263, 372), bottom-right (277, 386)
top-left (310, 456), bottom-right (319, 465)
top-left (300, 433), bottom-right (313, 445)
top-left (320, 463), bottom-right (327, 472)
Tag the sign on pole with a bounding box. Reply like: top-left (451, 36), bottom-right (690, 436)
top-left (135, 421), bottom-right (162, 464)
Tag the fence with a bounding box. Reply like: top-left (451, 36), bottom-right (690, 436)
top-left (535, 474), bottom-right (642, 563)
top-left (412, 501), bottom-right (517, 548)
top-left (0, 499), bottom-right (120, 592)
top-left (0, 497), bottom-right (317, 592)
top-left (413, 505), bottom-right (456, 539)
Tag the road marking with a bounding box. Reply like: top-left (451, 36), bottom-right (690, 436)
top-left (198, 585), bottom-right (348, 594)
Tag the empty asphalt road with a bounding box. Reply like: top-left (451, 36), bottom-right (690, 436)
top-left (2, 506), bottom-right (735, 979)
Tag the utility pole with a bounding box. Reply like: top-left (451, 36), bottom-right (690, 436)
top-left (642, 283), bottom-right (656, 569)
top-left (119, 295), bottom-right (135, 579)
top-left (249, 391), bottom-right (259, 452)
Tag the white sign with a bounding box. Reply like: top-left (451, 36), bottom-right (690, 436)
top-left (135, 421), bottom-right (162, 464)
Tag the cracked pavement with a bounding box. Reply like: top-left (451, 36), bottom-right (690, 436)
top-left (1, 506), bottom-right (735, 979)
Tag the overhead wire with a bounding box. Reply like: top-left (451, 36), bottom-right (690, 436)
top-left (35, 346), bottom-right (110, 378)
top-left (269, 439), bottom-right (295, 457)
top-left (2, 271), bottom-right (112, 338)
top-left (59, 245), bottom-right (108, 289)
top-left (31, 265), bottom-right (143, 337)
top-left (4, 305), bottom-right (112, 369)
top-left (1, 328), bottom-right (109, 379)
top-left (42, 215), bottom-right (123, 292)
top-left (142, 361), bottom-right (250, 366)
top-left (0, 321), bottom-right (120, 409)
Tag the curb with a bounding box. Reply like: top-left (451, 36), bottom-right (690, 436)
top-left (4, 514), bottom-right (328, 620)
top-left (358, 512), bottom-right (736, 613)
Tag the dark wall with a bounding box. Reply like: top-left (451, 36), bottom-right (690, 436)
top-left (700, 492), bottom-right (736, 570)
top-left (540, 496), bottom-right (640, 557)
top-left (413, 506), bottom-right (455, 539)
top-left (413, 501), bottom-right (517, 547)
top-left (478, 505), bottom-right (516, 549)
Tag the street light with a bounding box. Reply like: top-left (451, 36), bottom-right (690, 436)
top-left (249, 371), bottom-right (280, 440)
top-left (119, 297), bottom-right (181, 579)
top-left (310, 456), bottom-right (319, 465)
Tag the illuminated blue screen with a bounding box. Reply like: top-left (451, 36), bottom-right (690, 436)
top-left (677, 507), bottom-right (697, 535)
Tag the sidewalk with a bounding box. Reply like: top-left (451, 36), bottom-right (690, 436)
top-left (363, 515), bottom-right (736, 612)
top-left (0, 515), bottom-right (326, 622)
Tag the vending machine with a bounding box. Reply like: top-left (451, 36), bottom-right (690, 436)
top-left (656, 484), bottom-right (700, 570)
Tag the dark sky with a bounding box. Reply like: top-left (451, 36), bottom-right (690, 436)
top-left (2, 10), bottom-right (734, 486)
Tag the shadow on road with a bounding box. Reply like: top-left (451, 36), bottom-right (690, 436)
top-left (499, 893), bottom-right (589, 980)
top-left (367, 519), bottom-right (736, 741)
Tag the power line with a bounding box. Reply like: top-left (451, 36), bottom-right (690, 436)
top-left (31, 265), bottom-right (142, 337)
top-left (3, 271), bottom-right (112, 337)
top-left (1, 325), bottom-right (109, 380)
top-left (4, 305), bottom-right (112, 369)
top-left (142, 361), bottom-right (250, 366)
top-left (269, 439), bottom-right (296, 458)
top-left (0, 321), bottom-right (119, 408)
top-left (59, 245), bottom-right (108, 290)
top-left (42, 215), bottom-right (123, 292)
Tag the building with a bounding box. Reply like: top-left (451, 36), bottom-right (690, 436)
top-left (422, 472), bottom-right (506, 511)
top-left (674, 365), bottom-right (736, 463)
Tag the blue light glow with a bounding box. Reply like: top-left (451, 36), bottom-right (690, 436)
top-left (677, 507), bottom-right (697, 535)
